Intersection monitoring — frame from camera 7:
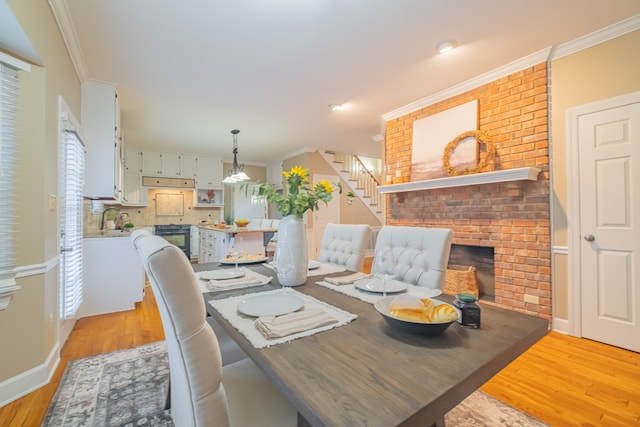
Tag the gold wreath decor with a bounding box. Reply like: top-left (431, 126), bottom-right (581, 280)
top-left (442, 130), bottom-right (495, 176)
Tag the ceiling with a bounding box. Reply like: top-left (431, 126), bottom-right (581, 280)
top-left (37, 2), bottom-right (640, 165)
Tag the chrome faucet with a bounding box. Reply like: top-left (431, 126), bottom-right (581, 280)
top-left (100, 207), bottom-right (120, 230)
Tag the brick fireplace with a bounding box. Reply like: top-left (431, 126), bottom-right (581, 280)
top-left (384, 63), bottom-right (551, 319)
top-left (449, 244), bottom-right (495, 300)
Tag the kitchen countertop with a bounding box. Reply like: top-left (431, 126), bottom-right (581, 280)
top-left (84, 229), bottom-right (138, 238)
top-left (198, 224), bottom-right (277, 233)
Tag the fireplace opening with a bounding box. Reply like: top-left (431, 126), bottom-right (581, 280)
top-left (448, 244), bottom-right (494, 302)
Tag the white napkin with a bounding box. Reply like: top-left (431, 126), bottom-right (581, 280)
top-left (208, 289), bottom-right (357, 348)
top-left (324, 272), bottom-right (371, 285)
top-left (255, 307), bottom-right (339, 339)
top-left (265, 261), bottom-right (346, 277)
top-left (197, 268), bottom-right (272, 292)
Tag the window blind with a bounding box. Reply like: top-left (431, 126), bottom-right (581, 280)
top-left (59, 130), bottom-right (85, 318)
top-left (0, 60), bottom-right (18, 273)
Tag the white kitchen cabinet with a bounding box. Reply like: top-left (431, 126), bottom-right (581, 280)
top-left (141, 151), bottom-right (163, 176)
top-left (122, 145), bottom-right (147, 206)
top-left (141, 151), bottom-right (198, 179)
top-left (80, 236), bottom-right (145, 317)
top-left (124, 145), bottom-right (142, 172)
top-left (122, 170), bottom-right (148, 206)
top-left (180, 154), bottom-right (197, 179)
top-left (161, 153), bottom-right (180, 177)
top-left (82, 80), bottom-right (122, 200)
top-left (190, 226), bottom-right (199, 261)
top-left (198, 230), bottom-right (208, 262)
top-left (197, 227), bottom-right (266, 263)
top-left (198, 228), bottom-right (229, 263)
top-left (196, 156), bottom-right (223, 187)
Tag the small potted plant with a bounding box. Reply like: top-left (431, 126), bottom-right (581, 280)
top-left (346, 191), bottom-right (356, 205)
top-left (104, 210), bottom-right (118, 230)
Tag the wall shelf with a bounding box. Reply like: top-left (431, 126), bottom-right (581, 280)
top-left (378, 167), bottom-right (541, 194)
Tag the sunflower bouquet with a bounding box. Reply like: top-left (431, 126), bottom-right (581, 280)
top-left (256, 166), bottom-right (341, 218)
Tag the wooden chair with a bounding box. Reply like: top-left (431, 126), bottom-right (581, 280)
top-left (131, 232), bottom-right (297, 426)
top-left (373, 226), bottom-right (453, 290)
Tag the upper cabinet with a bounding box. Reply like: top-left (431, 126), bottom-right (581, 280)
top-left (124, 145), bottom-right (142, 173)
top-left (82, 81), bottom-right (122, 200)
top-left (141, 151), bottom-right (198, 179)
top-left (195, 156), bottom-right (223, 188)
top-left (141, 151), bottom-right (162, 176)
top-left (180, 154), bottom-right (197, 179)
top-left (122, 145), bottom-right (147, 206)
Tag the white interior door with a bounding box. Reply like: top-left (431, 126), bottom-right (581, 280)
top-left (311, 174), bottom-right (340, 259)
top-left (575, 96), bottom-right (640, 352)
top-left (58, 98), bottom-right (86, 345)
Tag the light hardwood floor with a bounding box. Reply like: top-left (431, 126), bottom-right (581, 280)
top-left (0, 284), bottom-right (165, 427)
top-left (1, 284), bottom-right (638, 426)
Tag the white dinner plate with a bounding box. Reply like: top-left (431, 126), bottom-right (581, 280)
top-left (354, 277), bottom-right (408, 294)
top-left (308, 260), bottom-right (321, 270)
top-left (201, 270), bottom-right (245, 281)
top-left (237, 293), bottom-right (305, 317)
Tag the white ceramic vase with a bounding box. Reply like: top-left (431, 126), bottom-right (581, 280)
top-left (274, 214), bottom-right (308, 286)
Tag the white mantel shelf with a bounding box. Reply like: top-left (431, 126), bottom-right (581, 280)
top-left (378, 167), bottom-right (542, 194)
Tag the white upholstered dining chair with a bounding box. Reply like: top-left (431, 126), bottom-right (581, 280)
top-left (316, 223), bottom-right (371, 272)
top-left (373, 225), bottom-right (453, 290)
top-left (131, 229), bottom-right (247, 366)
top-left (131, 232), bottom-right (297, 427)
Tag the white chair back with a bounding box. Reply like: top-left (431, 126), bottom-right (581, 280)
top-left (134, 235), bottom-right (228, 426)
top-left (131, 234), bottom-right (296, 426)
top-left (374, 226), bottom-right (453, 289)
top-left (317, 223), bottom-right (371, 272)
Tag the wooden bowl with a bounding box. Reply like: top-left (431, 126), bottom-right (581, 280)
top-left (234, 219), bottom-right (250, 227)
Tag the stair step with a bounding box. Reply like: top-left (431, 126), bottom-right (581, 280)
top-left (321, 150), bottom-right (383, 222)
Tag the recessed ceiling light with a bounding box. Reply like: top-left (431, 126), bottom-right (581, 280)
top-left (328, 103), bottom-right (343, 111)
top-left (436, 40), bottom-right (455, 54)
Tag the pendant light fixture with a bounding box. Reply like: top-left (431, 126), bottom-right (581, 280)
top-left (222, 129), bottom-right (250, 184)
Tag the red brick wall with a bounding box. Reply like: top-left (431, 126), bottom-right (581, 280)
top-left (385, 63), bottom-right (551, 319)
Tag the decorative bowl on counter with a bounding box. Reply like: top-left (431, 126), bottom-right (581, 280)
top-left (234, 219), bottom-right (250, 227)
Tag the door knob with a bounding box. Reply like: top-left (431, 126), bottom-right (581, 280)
top-left (584, 234), bottom-right (595, 242)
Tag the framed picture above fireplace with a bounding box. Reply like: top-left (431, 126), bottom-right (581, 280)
top-left (411, 99), bottom-right (478, 181)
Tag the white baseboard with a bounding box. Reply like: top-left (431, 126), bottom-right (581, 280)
top-left (0, 342), bottom-right (60, 407)
top-left (552, 317), bottom-right (569, 334)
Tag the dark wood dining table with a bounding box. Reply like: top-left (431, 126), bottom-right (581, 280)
top-left (196, 262), bottom-right (548, 427)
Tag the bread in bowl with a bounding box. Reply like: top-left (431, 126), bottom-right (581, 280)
top-left (389, 294), bottom-right (457, 323)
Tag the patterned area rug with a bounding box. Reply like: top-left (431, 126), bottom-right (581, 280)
top-left (43, 341), bottom-right (547, 426)
top-left (43, 341), bottom-right (172, 426)
top-left (446, 390), bottom-right (548, 426)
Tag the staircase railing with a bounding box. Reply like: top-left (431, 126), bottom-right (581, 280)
top-left (329, 152), bottom-right (382, 214)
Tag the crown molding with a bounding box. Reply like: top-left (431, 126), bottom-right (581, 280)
top-left (551, 13), bottom-right (640, 60)
top-left (383, 14), bottom-right (640, 122)
top-left (48, 0), bottom-right (88, 82)
top-left (382, 48), bottom-right (552, 121)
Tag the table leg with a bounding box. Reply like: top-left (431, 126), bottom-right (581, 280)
top-left (432, 416), bottom-right (445, 427)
